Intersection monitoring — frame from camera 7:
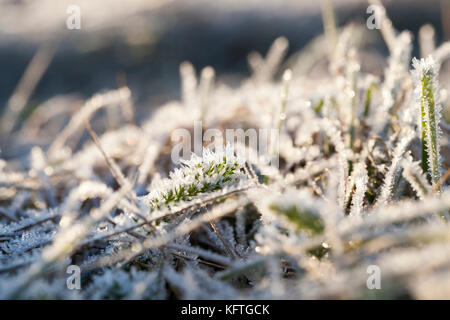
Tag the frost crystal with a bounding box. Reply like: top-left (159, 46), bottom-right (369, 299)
top-left (1, 2), bottom-right (450, 300)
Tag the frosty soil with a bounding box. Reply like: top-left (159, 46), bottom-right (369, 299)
top-left (0, 0), bottom-right (449, 300)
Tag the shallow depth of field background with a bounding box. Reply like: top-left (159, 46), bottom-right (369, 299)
top-left (0, 0), bottom-right (448, 129)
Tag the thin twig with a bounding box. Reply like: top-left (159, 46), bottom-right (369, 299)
top-left (209, 220), bottom-right (237, 259)
top-left (1, 41), bottom-right (58, 138)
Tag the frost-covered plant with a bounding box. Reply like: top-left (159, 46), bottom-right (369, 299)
top-left (145, 145), bottom-right (247, 212)
top-left (0, 1), bottom-right (450, 300)
top-left (258, 188), bottom-right (325, 236)
top-left (412, 56), bottom-right (442, 188)
top-left (401, 155), bottom-right (432, 199)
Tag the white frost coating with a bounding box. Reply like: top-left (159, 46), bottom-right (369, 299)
top-left (401, 156), bottom-right (432, 199)
top-left (1, 20), bottom-right (450, 299)
top-left (412, 56), bottom-right (442, 187)
top-left (377, 127), bottom-right (415, 206)
top-left (143, 144), bottom-right (248, 212)
top-left (350, 162), bottom-right (368, 216)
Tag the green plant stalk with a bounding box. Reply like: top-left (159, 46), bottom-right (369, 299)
top-left (363, 83), bottom-right (375, 118)
top-left (269, 204), bottom-right (325, 236)
top-left (313, 99), bottom-right (324, 115)
top-left (420, 71), bottom-right (441, 187)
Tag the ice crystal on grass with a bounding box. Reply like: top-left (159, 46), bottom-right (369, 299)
top-left (401, 155), bottom-right (432, 199)
top-left (261, 188), bottom-right (325, 236)
top-left (349, 162), bottom-right (368, 216)
top-left (412, 56), bottom-right (443, 188)
top-left (144, 145), bottom-right (247, 212)
top-left (0, 1), bottom-right (450, 300)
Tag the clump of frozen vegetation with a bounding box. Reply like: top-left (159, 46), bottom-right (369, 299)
top-left (145, 146), bottom-right (248, 212)
top-left (1, 2), bottom-right (450, 299)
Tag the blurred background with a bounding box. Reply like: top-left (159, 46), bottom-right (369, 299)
top-left (0, 0), bottom-right (448, 129)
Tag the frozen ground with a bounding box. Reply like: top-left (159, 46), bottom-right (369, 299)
top-left (0, 0), bottom-right (449, 300)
